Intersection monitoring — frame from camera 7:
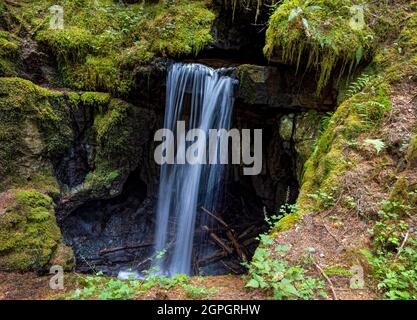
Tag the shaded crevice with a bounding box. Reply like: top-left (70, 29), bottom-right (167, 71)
top-left (53, 100), bottom-right (95, 189)
top-left (60, 168), bottom-right (152, 274)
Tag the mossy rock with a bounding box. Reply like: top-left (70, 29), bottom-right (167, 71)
top-left (25, 0), bottom-right (215, 96)
top-left (0, 77), bottom-right (74, 190)
top-left (0, 31), bottom-right (20, 77)
top-left (0, 189), bottom-right (74, 271)
top-left (406, 133), bottom-right (417, 169)
top-left (48, 243), bottom-right (75, 272)
top-left (297, 80), bottom-right (391, 213)
top-left (279, 114), bottom-right (294, 142)
top-left (264, 0), bottom-right (376, 94)
top-left (236, 64), bottom-right (273, 105)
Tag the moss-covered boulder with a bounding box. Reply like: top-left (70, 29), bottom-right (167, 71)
top-left (0, 77), bottom-right (73, 192)
top-left (0, 31), bottom-right (19, 77)
top-left (29, 0), bottom-right (215, 96)
top-left (264, 0), bottom-right (376, 94)
top-left (0, 189), bottom-right (74, 271)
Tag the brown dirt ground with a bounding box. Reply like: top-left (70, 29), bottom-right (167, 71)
top-left (0, 272), bottom-right (265, 300)
top-left (270, 80), bottom-right (417, 300)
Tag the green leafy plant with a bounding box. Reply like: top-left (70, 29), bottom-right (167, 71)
top-left (307, 192), bottom-right (335, 209)
top-left (182, 284), bottom-right (217, 299)
top-left (363, 138), bottom-right (386, 154)
top-left (346, 73), bottom-right (373, 98)
top-left (288, 3), bottom-right (322, 38)
top-left (366, 200), bottom-right (417, 300)
top-left (244, 245), bottom-right (327, 300)
top-left (265, 203), bottom-right (298, 229)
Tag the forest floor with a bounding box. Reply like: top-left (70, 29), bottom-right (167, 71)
top-left (0, 272), bottom-right (265, 300)
top-left (0, 270), bottom-right (377, 300)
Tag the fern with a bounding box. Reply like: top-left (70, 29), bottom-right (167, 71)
top-left (346, 73), bottom-right (372, 98)
top-left (319, 112), bottom-right (334, 136)
top-left (363, 138), bottom-right (386, 154)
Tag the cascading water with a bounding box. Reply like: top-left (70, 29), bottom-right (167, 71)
top-left (154, 63), bottom-right (236, 276)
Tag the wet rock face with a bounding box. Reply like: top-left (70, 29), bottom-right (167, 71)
top-left (236, 64), bottom-right (337, 111)
top-left (54, 98), bottom-right (159, 220)
top-left (279, 111), bottom-right (324, 183)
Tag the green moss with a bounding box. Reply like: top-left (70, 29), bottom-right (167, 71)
top-left (297, 79), bottom-right (391, 213)
top-left (0, 31), bottom-right (20, 76)
top-left (63, 55), bottom-right (134, 96)
top-left (323, 266), bottom-right (353, 277)
top-left (0, 77), bottom-right (73, 189)
top-left (84, 169), bottom-right (120, 194)
top-left (83, 98), bottom-right (153, 193)
top-left (36, 26), bottom-right (92, 64)
top-left (264, 0), bottom-right (376, 94)
top-left (80, 91), bottom-right (111, 108)
top-left (23, 0), bottom-right (215, 96)
top-left (0, 189), bottom-right (72, 271)
top-left (271, 212), bottom-right (300, 234)
top-left (145, 1), bottom-right (215, 57)
top-left (374, 4), bottom-right (417, 82)
top-left (94, 98), bottom-right (134, 165)
top-left (236, 64), bottom-right (267, 104)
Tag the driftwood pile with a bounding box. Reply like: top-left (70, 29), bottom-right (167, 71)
top-left (96, 207), bottom-right (263, 274)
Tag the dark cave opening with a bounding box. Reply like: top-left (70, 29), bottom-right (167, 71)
top-left (60, 169), bottom-right (154, 275)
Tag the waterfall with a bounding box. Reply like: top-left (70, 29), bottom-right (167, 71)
top-left (154, 63), bottom-right (236, 275)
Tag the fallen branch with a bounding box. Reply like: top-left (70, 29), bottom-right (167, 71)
top-left (226, 229), bottom-right (247, 261)
top-left (202, 225), bottom-right (233, 254)
top-left (197, 250), bottom-right (228, 266)
top-left (312, 259), bottom-right (338, 300)
top-left (136, 240), bottom-right (174, 269)
top-left (394, 231), bottom-right (410, 262)
top-left (201, 207), bottom-right (230, 229)
top-left (242, 237), bottom-right (258, 247)
top-left (238, 225), bottom-right (256, 240)
top-left (238, 227), bottom-right (264, 242)
top-left (323, 224), bottom-right (341, 244)
top-left (221, 260), bottom-right (240, 274)
top-left (99, 242), bottom-right (154, 255)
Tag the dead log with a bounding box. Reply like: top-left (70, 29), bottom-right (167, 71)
top-left (202, 225), bottom-right (233, 254)
top-left (221, 260), bottom-right (240, 274)
top-left (239, 226), bottom-right (265, 241)
top-left (197, 250), bottom-right (228, 266)
top-left (201, 207), bottom-right (230, 229)
top-left (200, 207), bottom-right (248, 261)
top-left (99, 242), bottom-right (154, 255)
top-left (238, 225), bottom-right (257, 240)
top-left (226, 229), bottom-right (247, 261)
top-left (136, 240), bottom-right (174, 269)
top-left (242, 237), bottom-right (258, 247)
